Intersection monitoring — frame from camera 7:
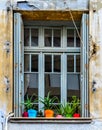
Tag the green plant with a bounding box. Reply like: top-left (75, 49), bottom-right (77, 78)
top-left (39, 91), bottom-right (59, 110)
top-left (55, 103), bottom-right (64, 116)
top-left (71, 95), bottom-right (80, 114)
top-left (63, 103), bottom-right (74, 117)
top-left (21, 94), bottom-right (38, 111)
top-left (63, 96), bottom-right (80, 117)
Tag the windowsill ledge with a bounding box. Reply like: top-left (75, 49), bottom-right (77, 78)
top-left (9, 117), bottom-right (92, 124)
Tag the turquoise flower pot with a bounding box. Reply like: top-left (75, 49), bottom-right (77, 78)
top-left (28, 109), bottom-right (37, 117)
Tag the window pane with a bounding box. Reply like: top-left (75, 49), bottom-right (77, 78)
top-left (45, 74), bottom-right (61, 102)
top-left (76, 30), bottom-right (80, 47)
top-left (53, 29), bottom-right (61, 47)
top-left (24, 73), bottom-right (38, 109)
top-left (44, 29), bottom-right (52, 47)
top-left (67, 55), bottom-right (74, 72)
top-left (54, 55), bottom-right (61, 72)
top-left (45, 55), bottom-right (52, 72)
top-left (76, 55), bottom-right (80, 72)
top-left (67, 74), bottom-right (80, 100)
top-left (24, 28), bottom-right (29, 46)
top-left (31, 55), bottom-right (38, 72)
top-left (67, 29), bottom-right (74, 47)
top-left (24, 54), bottom-right (30, 72)
top-left (31, 29), bottom-right (38, 46)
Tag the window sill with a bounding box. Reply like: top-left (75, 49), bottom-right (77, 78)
top-left (9, 117), bottom-right (92, 124)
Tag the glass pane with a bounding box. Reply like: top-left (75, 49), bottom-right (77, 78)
top-left (24, 54), bottom-right (30, 72)
top-left (45, 55), bottom-right (52, 72)
top-left (54, 55), bottom-right (61, 72)
top-left (67, 74), bottom-right (80, 100)
top-left (67, 29), bottom-right (74, 47)
top-left (76, 30), bottom-right (80, 47)
top-left (44, 29), bottom-right (52, 47)
top-left (24, 28), bottom-right (29, 46)
top-left (31, 55), bottom-right (38, 72)
top-left (24, 73), bottom-right (38, 109)
top-left (45, 74), bottom-right (61, 102)
top-left (31, 29), bottom-right (38, 46)
top-left (67, 55), bottom-right (74, 72)
top-left (76, 55), bottom-right (80, 72)
top-left (53, 29), bottom-right (61, 47)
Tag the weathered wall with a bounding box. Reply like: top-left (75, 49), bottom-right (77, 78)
top-left (0, 0), bottom-right (13, 116)
top-left (89, 0), bottom-right (102, 118)
top-left (13, 0), bottom-right (89, 10)
top-left (1, 0), bottom-right (102, 130)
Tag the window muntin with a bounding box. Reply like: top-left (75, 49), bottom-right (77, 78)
top-left (44, 28), bottom-right (61, 47)
top-left (67, 29), bottom-right (80, 47)
top-left (67, 54), bottom-right (80, 101)
top-left (24, 54), bottom-right (39, 109)
top-left (24, 28), bottom-right (39, 47)
top-left (44, 54), bottom-right (61, 102)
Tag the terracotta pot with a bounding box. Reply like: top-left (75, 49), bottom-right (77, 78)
top-left (73, 113), bottom-right (80, 118)
top-left (44, 109), bottom-right (54, 117)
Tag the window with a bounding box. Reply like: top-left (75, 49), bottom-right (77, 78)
top-left (14, 13), bottom-right (89, 117)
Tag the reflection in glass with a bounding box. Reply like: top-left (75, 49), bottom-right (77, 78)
top-left (53, 29), bottom-right (61, 47)
top-left (24, 73), bottom-right (38, 108)
top-left (67, 55), bottom-right (74, 72)
top-left (76, 55), bottom-right (80, 72)
top-left (67, 29), bottom-right (74, 47)
top-left (31, 55), bottom-right (38, 72)
top-left (44, 29), bottom-right (52, 47)
top-left (24, 54), bottom-right (30, 72)
top-left (54, 55), bottom-right (61, 72)
top-left (67, 74), bottom-right (80, 100)
top-left (45, 74), bottom-right (61, 102)
top-left (24, 28), bottom-right (29, 46)
top-left (31, 29), bottom-right (38, 46)
top-left (76, 30), bottom-right (80, 47)
top-left (45, 55), bottom-right (52, 72)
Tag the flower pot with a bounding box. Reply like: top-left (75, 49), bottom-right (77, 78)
top-left (65, 113), bottom-right (73, 117)
top-left (56, 114), bottom-right (63, 118)
top-left (73, 113), bottom-right (80, 118)
top-left (28, 109), bottom-right (37, 117)
top-left (44, 109), bottom-right (54, 117)
top-left (22, 111), bottom-right (28, 117)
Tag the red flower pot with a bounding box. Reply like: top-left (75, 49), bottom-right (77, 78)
top-left (22, 111), bottom-right (28, 117)
top-left (73, 113), bottom-right (80, 118)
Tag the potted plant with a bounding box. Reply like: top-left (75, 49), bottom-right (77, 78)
top-left (55, 103), bottom-right (64, 118)
top-left (59, 96), bottom-right (80, 118)
top-left (63, 103), bottom-right (74, 117)
top-left (71, 96), bottom-right (80, 118)
top-left (39, 91), bottom-right (58, 117)
top-left (21, 94), bottom-right (38, 117)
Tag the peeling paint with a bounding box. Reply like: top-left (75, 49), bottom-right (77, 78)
top-left (13, 0), bottom-right (89, 10)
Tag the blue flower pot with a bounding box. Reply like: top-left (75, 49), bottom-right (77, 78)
top-left (28, 109), bottom-right (37, 117)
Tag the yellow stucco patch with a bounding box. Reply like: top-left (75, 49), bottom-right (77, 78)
top-left (0, 10), bottom-right (13, 114)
